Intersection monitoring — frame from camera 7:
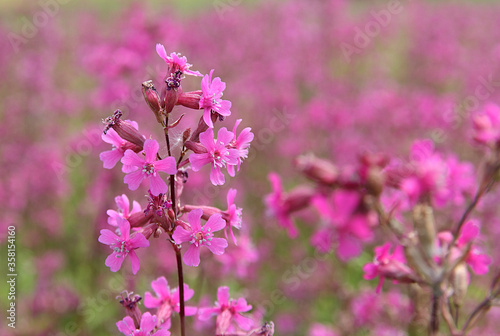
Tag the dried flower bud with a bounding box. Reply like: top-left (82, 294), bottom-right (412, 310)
top-left (413, 204), bottom-right (436, 259)
top-left (103, 110), bottom-right (145, 149)
top-left (142, 80), bottom-right (163, 124)
top-left (294, 154), bottom-right (338, 185)
top-left (451, 262), bottom-right (469, 307)
top-left (177, 90), bottom-right (202, 110)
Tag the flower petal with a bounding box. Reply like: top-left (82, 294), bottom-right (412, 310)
top-left (183, 244), bottom-right (200, 267)
top-left (206, 237), bottom-right (228, 255)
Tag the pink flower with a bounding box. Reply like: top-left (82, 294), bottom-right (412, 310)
top-left (107, 194), bottom-right (142, 227)
top-left (121, 139), bottom-right (177, 196)
top-left (172, 209), bottom-right (228, 267)
top-left (189, 128), bottom-right (239, 186)
top-left (98, 217), bottom-right (149, 274)
top-left (312, 190), bottom-right (376, 260)
top-left (223, 188), bottom-right (243, 245)
top-left (265, 173), bottom-right (314, 238)
top-left (215, 234), bottom-right (259, 278)
top-left (198, 286), bottom-right (253, 334)
top-left (363, 243), bottom-right (417, 293)
top-left (117, 312), bottom-right (170, 336)
top-left (308, 323), bottom-right (339, 336)
top-left (100, 127), bottom-right (141, 170)
top-left (456, 220), bottom-right (491, 275)
top-left (227, 119), bottom-right (254, 176)
top-left (199, 69), bottom-right (231, 128)
top-left (156, 43), bottom-right (201, 77)
top-left (471, 103), bottom-right (500, 147)
top-left (144, 277), bottom-right (197, 329)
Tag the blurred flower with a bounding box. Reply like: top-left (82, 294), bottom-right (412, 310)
top-left (117, 312), bottom-right (170, 336)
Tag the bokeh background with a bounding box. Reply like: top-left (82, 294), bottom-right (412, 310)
top-left (3, 0), bottom-right (500, 335)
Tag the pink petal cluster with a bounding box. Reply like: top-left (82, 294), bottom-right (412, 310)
top-left (227, 119), bottom-right (254, 176)
top-left (472, 103), bottom-right (500, 147)
top-left (189, 128), bottom-right (239, 186)
top-left (156, 43), bottom-right (202, 77)
top-left (98, 217), bottom-right (149, 274)
top-left (173, 209), bottom-right (228, 267)
top-left (121, 139), bottom-right (177, 196)
top-left (144, 276), bottom-right (197, 329)
top-left (198, 286), bottom-right (253, 334)
top-left (312, 190), bottom-right (376, 261)
top-left (222, 188), bottom-right (243, 244)
top-left (117, 312), bottom-right (170, 336)
top-left (100, 125), bottom-right (142, 170)
top-left (363, 243), bottom-right (416, 293)
top-left (107, 194), bottom-right (142, 227)
top-left (199, 69), bottom-right (231, 128)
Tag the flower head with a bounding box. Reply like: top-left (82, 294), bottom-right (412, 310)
top-left (107, 194), bottom-right (142, 227)
top-left (198, 286), bottom-right (253, 334)
top-left (189, 128), bottom-right (239, 186)
top-left (199, 69), bottom-right (231, 128)
top-left (117, 312), bottom-right (170, 336)
top-left (156, 43), bottom-right (202, 77)
top-left (98, 217), bottom-right (149, 274)
top-left (222, 188), bottom-right (243, 245)
top-left (227, 119), bottom-right (254, 176)
top-left (144, 277), bottom-right (197, 329)
top-left (173, 209), bottom-right (228, 267)
top-left (100, 127), bottom-right (142, 170)
top-left (121, 139), bottom-right (177, 196)
top-left (472, 103), bottom-right (500, 147)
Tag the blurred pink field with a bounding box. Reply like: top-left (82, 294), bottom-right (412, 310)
top-left (3, 0), bottom-right (500, 335)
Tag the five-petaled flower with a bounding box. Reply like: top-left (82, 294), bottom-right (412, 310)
top-left (107, 194), bottom-right (142, 227)
top-left (227, 119), bottom-right (254, 176)
top-left (199, 69), bottom-right (232, 128)
top-left (156, 43), bottom-right (202, 77)
top-left (121, 139), bottom-right (177, 196)
top-left (173, 209), bottom-right (228, 267)
top-left (189, 128), bottom-right (239, 186)
top-left (100, 126), bottom-right (142, 170)
top-left (117, 312), bottom-right (170, 336)
top-left (144, 276), bottom-right (197, 329)
top-left (198, 286), bottom-right (253, 334)
top-left (99, 217), bottom-right (149, 274)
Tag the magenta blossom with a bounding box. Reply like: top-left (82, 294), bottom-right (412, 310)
top-left (198, 286), bottom-right (253, 334)
top-left (189, 128), bottom-right (239, 186)
top-left (156, 43), bottom-right (201, 77)
top-left (173, 209), bottom-right (228, 267)
top-left (363, 243), bottom-right (417, 293)
top-left (455, 220), bottom-right (491, 275)
top-left (107, 194), bottom-right (142, 227)
top-left (471, 103), bottom-right (500, 147)
top-left (227, 119), bottom-right (254, 176)
top-left (100, 127), bottom-right (141, 170)
top-left (144, 276), bottom-right (197, 329)
top-left (98, 217), bottom-right (149, 274)
top-left (121, 139), bottom-right (177, 196)
top-left (199, 69), bottom-right (232, 128)
top-left (117, 312), bottom-right (170, 336)
top-left (223, 188), bottom-right (243, 245)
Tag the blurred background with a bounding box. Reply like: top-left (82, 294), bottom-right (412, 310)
top-left (3, 0), bottom-right (500, 335)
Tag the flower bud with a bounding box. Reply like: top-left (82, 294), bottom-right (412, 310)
top-left (128, 211), bottom-right (153, 228)
top-left (142, 80), bottom-right (163, 124)
top-left (161, 70), bottom-right (183, 114)
top-left (182, 128), bottom-right (191, 144)
top-left (294, 154), bottom-right (338, 185)
top-left (103, 110), bottom-right (145, 149)
top-left (117, 291), bottom-right (142, 329)
top-left (451, 262), bottom-right (469, 307)
top-left (283, 186), bottom-right (315, 211)
top-left (177, 90), bottom-right (202, 110)
top-left (183, 204), bottom-right (222, 220)
top-left (184, 140), bottom-right (207, 154)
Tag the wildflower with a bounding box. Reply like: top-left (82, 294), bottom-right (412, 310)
top-left (189, 128), bottom-right (239, 186)
top-left (156, 43), bottom-right (202, 77)
top-left (100, 128), bottom-right (142, 169)
top-left (198, 286), bottom-right (253, 334)
top-left (172, 209), bottom-right (228, 267)
top-left (472, 103), bottom-right (500, 147)
top-left (107, 194), bottom-right (142, 227)
top-left (199, 69), bottom-right (231, 128)
top-left (227, 119), bottom-right (254, 176)
top-left (455, 220), bottom-right (491, 275)
top-left (144, 276), bottom-right (197, 329)
top-left (98, 217), bottom-right (149, 274)
top-left (121, 139), bottom-right (177, 196)
top-left (363, 243), bottom-right (418, 293)
top-left (117, 312), bottom-right (170, 336)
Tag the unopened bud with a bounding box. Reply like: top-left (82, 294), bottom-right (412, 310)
top-left (294, 154), bottom-right (338, 185)
top-left (413, 204), bottom-right (436, 259)
top-left (182, 128), bottom-right (191, 143)
top-left (174, 219), bottom-right (190, 231)
top-left (451, 262), bottom-right (469, 307)
top-left (185, 140), bottom-right (207, 154)
top-left (190, 115), bottom-right (210, 142)
top-left (283, 186), bottom-right (315, 212)
top-left (142, 80), bottom-right (163, 124)
top-left (177, 90), bottom-right (202, 110)
top-left (128, 211), bottom-right (153, 228)
top-left (103, 110), bottom-right (145, 149)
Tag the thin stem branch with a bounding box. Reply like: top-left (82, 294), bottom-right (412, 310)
top-left (430, 291), bottom-right (440, 335)
top-left (164, 112), bottom-right (185, 336)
